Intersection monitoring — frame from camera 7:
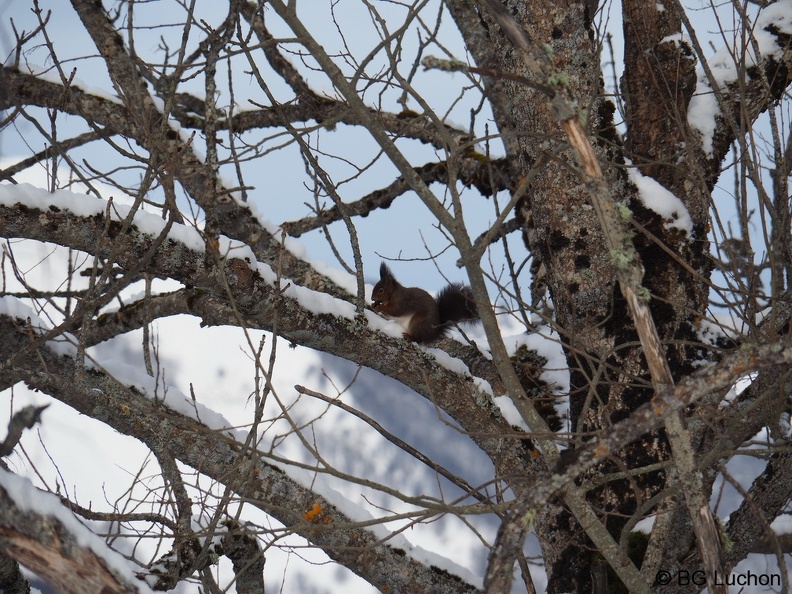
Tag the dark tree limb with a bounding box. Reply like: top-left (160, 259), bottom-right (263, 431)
top-left (0, 405), bottom-right (49, 458)
top-left (621, 0), bottom-right (697, 187)
top-left (281, 157), bottom-right (513, 238)
top-left (221, 519), bottom-right (266, 594)
top-left (0, 550), bottom-right (30, 594)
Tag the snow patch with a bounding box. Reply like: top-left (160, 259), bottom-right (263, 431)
top-left (688, 0), bottom-right (792, 154)
top-left (22, 63), bottom-right (122, 104)
top-left (90, 356), bottom-right (233, 432)
top-left (0, 296), bottom-right (78, 357)
top-left (771, 513), bottom-right (792, 535)
top-left (493, 395), bottom-right (530, 431)
top-left (0, 183), bottom-right (205, 251)
top-left (0, 183), bottom-right (262, 266)
top-left (505, 328), bottom-right (569, 395)
top-left (628, 167), bottom-right (693, 235)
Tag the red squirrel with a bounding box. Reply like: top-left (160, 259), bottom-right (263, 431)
top-left (371, 262), bottom-right (479, 343)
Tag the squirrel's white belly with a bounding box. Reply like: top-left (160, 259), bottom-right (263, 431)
top-left (388, 313), bottom-right (414, 332)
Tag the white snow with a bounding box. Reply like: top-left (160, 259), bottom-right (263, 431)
top-left (627, 166), bottom-right (693, 235)
top-left (496, 328), bottom-right (570, 434)
top-left (0, 183), bottom-right (370, 327)
top-left (21, 63), bottom-right (122, 105)
top-left (771, 514), bottom-right (792, 535)
top-left (688, 0), bottom-right (792, 155)
top-left (493, 395), bottom-right (531, 431)
top-left (0, 296), bottom-right (79, 357)
top-left (659, 32), bottom-right (692, 49)
top-left (0, 469), bottom-right (156, 593)
top-left (0, 295), bottom-right (42, 324)
top-left (91, 356), bottom-right (234, 432)
top-left (0, 183), bottom-right (205, 251)
top-left (0, 183), bottom-right (285, 276)
top-left (505, 328), bottom-right (570, 396)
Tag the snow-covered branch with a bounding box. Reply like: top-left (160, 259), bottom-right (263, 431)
top-left (0, 186), bottom-right (538, 487)
top-left (0, 313), bottom-right (481, 594)
top-left (0, 469), bottom-right (154, 594)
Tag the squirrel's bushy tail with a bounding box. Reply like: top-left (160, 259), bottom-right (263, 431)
top-left (437, 283), bottom-right (479, 326)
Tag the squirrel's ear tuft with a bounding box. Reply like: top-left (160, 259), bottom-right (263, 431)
top-left (379, 262), bottom-right (393, 280)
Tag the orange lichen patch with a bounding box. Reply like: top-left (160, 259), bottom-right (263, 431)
top-left (593, 443), bottom-right (609, 458)
top-left (730, 352), bottom-right (758, 375)
top-left (529, 448), bottom-right (541, 460)
top-left (304, 504), bottom-right (323, 522)
top-left (118, 404), bottom-right (130, 414)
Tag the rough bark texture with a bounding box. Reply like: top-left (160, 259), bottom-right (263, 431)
top-left (444, 0), bottom-right (792, 590)
top-left (0, 551), bottom-right (30, 594)
top-left (0, 480), bottom-right (145, 594)
top-left (0, 314), bottom-right (481, 594)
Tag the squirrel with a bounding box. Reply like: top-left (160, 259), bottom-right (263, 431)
top-left (371, 262), bottom-right (479, 343)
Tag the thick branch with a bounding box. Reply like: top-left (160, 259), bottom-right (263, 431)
top-left (221, 519), bottom-right (266, 594)
top-left (0, 471), bottom-right (150, 594)
top-left (0, 315), bottom-right (480, 594)
top-left (281, 157), bottom-right (512, 238)
top-left (0, 197), bottom-right (538, 510)
top-left (0, 551), bottom-right (30, 594)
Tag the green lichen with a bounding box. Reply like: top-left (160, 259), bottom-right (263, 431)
top-left (718, 518), bottom-right (734, 553)
top-left (546, 72), bottom-right (569, 87)
top-left (421, 55), bottom-right (467, 73)
top-left (522, 508), bottom-right (537, 531)
top-left (577, 106), bottom-right (588, 127)
top-left (616, 201), bottom-right (633, 221)
top-left (610, 249), bottom-right (632, 269)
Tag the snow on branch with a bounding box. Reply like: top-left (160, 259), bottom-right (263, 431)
top-left (0, 186), bottom-right (521, 465)
top-left (0, 313), bottom-right (482, 594)
top-left (0, 469), bottom-right (155, 594)
top-left (687, 0), bottom-right (792, 156)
